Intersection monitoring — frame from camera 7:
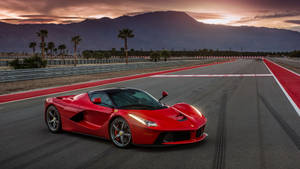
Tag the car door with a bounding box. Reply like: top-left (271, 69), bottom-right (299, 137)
top-left (82, 92), bottom-right (114, 129)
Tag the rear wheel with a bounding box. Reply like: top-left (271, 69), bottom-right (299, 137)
top-left (110, 117), bottom-right (132, 148)
top-left (46, 105), bottom-right (62, 133)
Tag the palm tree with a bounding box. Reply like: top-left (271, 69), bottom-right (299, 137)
top-left (29, 42), bottom-right (37, 54)
top-left (150, 51), bottom-right (160, 62)
top-left (45, 48), bottom-right (49, 56)
top-left (58, 44), bottom-right (66, 55)
top-left (47, 42), bottom-right (55, 58)
top-left (118, 28), bottom-right (134, 64)
top-left (71, 35), bottom-right (82, 66)
top-left (111, 48), bottom-right (116, 56)
top-left (36, 29), bottom-right (48, 59)
top-left (53, 48), bottom-right (57, 56)
top-left (161, 50), bottom-right (171, 61)
top-left (58, 44), bottom-right (66, 64)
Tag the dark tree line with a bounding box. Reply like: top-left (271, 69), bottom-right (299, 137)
top-left (289, 50), bottom-right (300, 57)
top-left (82, 48), bottom-right (300, 60)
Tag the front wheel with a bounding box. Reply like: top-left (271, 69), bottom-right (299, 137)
top-left (46, 105), bottom-right (62, 133)
top-left (110, 117), bottom-right (132, 148)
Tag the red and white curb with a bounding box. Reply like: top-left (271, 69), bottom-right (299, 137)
top-left (265, 59), bottom-right (300, 77)
top-left (263, 59), bottom-right (300, 116)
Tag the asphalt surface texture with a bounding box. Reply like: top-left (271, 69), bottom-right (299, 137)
top-left (1, 59), bottom-right (300, 169)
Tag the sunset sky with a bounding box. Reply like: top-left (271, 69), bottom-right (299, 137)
top-left (1, 0), bottom-right (300, 32)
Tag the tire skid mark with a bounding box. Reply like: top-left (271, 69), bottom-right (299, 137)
top-left (189, 63), bottom-right (245, 106)
top-left (0, 136), bottom-right (66, 165)
top-left (103, 150), bottom-right (137, 169)
top-left (211, 67), bottom-right (245, 169)
top-left (259, 95), bottom-right (300, 150)
top-left (212, 93), bottom-right (227, 169)
top-left (74, 147), bottom-right (115, 169)
top-left (0, 115), bottom-right (39, 129)
top-left (255, 67), bottom-right (267, 169)
top-left (190, 78), bottom-right (231, 105)
top-left (10, 139), bottom-right (78, 169)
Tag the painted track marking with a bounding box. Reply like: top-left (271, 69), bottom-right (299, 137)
top-left (263, 60), bottom-right (300, 117)
top-left (266, 59), bottom-right (300, 76)
top-left (151, 74), bottom-right (273, 78)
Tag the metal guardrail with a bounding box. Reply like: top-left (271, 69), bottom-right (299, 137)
top-left (0, 59), bottom-right (217, 83)
top-left (0, 56), bottom-right (264, 67)
top-left (0, 58), bottom-right (148, 67)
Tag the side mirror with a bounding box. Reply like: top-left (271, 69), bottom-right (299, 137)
top-left (159, 91), bottom-right (168, 102)
top-left (93, 98), bottom-right (101, 104)
top-left (162, 91), bottom-right (168, 97)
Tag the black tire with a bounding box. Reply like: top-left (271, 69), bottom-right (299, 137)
top-left (46, 105), bottom-right (62, 133)
top-left (110, 117), bottom-right (132, 148)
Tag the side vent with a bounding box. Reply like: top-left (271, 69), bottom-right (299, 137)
top-left (70, 111), bottom-right (84, 122)
top-left (176, 114), bottom-right (187, 121)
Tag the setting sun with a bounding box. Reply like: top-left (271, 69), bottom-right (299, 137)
top-left (198, 15), bottom-right (241, 25)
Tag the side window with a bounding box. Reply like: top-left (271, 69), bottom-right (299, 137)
top-left (91, 92), bottom-right (113, 108)
top-left (132, 91), bottom-right (155, 104)
top-left (133, 91), bottom-right (151, 101)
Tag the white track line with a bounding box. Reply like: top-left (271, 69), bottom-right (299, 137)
top-left (266, 58), bottom-right (300, 76)
top-left (151, 74), bottom-right (273, 78)
top-left (263, 61), bottom-right (300, 116)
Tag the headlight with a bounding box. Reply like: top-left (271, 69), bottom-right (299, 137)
top-left (191, 106), bottom-right (203, 117)
top-left (129, 114), bottom-right (158, 127)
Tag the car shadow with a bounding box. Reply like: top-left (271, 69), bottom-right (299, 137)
top-left (132, 139), bottom-right (208, 152)
top-left (63, 131), bottom-right (111, 145)
top-left (44, 128), bottom-right (208, 151)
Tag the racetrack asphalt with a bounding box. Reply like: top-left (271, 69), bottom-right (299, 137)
top-left (0, 59), bottom-right (300, 169)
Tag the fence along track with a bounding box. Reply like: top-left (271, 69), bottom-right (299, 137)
top-left (0, 59), bottom-right (216, 83)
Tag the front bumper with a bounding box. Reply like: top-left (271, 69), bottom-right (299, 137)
top-left (154, 125), bottom-right (207, 145)
top-left (161, 133), bottom-right (207, 145)
top-left (131, 124), bottom-right (207, 145)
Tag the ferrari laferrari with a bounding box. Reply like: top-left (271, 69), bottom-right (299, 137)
top-left (44, 88), bottom-right (207, 148)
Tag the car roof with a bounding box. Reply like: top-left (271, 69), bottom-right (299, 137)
top-left (88, 87), bottom-right (141, 95)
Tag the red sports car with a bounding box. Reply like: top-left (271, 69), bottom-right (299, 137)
top-left (44, 88), bottom-right (207, 148)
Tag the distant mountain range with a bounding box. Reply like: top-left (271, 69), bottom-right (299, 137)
top-left (1, 11), bottom-right (300, 52)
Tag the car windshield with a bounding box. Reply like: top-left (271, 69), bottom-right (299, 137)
top-left (108, 89), bottom-right (165, 110)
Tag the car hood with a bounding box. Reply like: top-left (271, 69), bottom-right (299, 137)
top-left (122, 103), bottom-right (206, 131)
